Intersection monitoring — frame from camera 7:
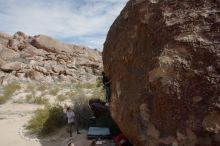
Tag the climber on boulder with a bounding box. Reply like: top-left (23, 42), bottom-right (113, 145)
top-left (102, 71), bottom-right (111, 102)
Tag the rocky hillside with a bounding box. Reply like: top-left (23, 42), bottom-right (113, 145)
top-left (0, 32), bottom-right (102, 85)
top-left (103, 0), bottom-right (220, 146)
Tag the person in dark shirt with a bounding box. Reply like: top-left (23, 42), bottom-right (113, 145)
top-left (102, 72), bottom-right (111, 102)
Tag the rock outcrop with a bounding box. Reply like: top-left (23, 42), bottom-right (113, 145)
top-left (0, 32), bottom-right (102, 84)
top-left (103, 0), bottom-right (220, 145)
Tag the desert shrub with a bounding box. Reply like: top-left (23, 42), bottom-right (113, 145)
top-left (26, 108), bottom-right (48, 135)
top-left (70, 79), bottom-right (76, 83)
top-left (74, 86), bottom-right (83, 95)
top-left (0, 95), bottom-right (7, 104)
top-left (94, 77), bottom-right (105, 99)
top-left (27, 83), bottom-right (35, 91)
top-left (76, 83), bottom-right (95, 89)
top-left (25, 94), bottom-right (48, 105)
top-left (0, 82), bottom-right (21, 104)
top-left (92, 87), bottom-right (105, 99)
top-left (56, 94), bottom-right (67, 102)
top-left (34, 96), bottom-right (49, 105)
top-left (49, 88), bottom-right (60, 96)
top-left (26, 105), bottom-right (65, 135)
top-left (96, 76), bottom-right (103, 87)
top-left (3, 82), bottom-right (21, 98)
top-left (78, 77), bottom-right (105, 99)
top-left (84, 83), bottom-right (96, 89)
top-left (37, 83), bottom-right (47, 92)
top-left (70, 88), bottom-right (86, 100)
top-left (25, 94), bottom-right (33, 103)
top-left (65, 91), bottom-right (75, 99)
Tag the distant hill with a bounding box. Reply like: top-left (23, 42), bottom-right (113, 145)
top-left (0, 31), bottom-right (102, 85)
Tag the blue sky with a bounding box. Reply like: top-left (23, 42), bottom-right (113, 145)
top-left (0, 0), bottom-right (128, 50)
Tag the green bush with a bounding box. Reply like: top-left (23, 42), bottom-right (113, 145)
top-left (26, 105), bottom-right (65, 135)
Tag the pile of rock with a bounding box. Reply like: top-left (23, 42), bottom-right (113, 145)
top-left (0, 32), bottom-right (102, 85)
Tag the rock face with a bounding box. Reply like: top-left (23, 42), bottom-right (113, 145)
top-left (103, 0), bottom-right (220, 146)
top-left (0, 32), bottom-right (102, 84)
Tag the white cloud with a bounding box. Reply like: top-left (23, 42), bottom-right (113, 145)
top-left (0, 0), bottom-right (128, 50)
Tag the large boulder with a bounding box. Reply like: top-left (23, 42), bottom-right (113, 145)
top-left (103, 0), bottom-right (220, 146)
top-left (13, 31), bottom-right (28, 40)
top-left (1, 62), bottom-right (24, 72)
top-left (52, 65), bottom-right (65, 74)
top-left (25, 70), bottom-right (44, 80)
top-left (0, 57), bottom-right (6, 67)
top-left (32, 66), bottom-right (48, 75)
top-left (31, 35), bottom-right (72, 53)
top-left (0, 32), bottom-right (11, 46)
top-left (0, 32), bottom-right (11, 40)
top-left (23, 45), bottom-right (48, 56)
top-left (0, 47), bottom-right (20, 61)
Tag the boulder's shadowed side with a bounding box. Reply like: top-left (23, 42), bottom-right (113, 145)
top-left (103, 0), bottom-right (220, 145)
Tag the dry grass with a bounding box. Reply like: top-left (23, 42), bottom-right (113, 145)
top-left (37, 83), bottom-right (47, 92)
top-left (25, 94), bottom-right (49, 105)
top-left (56, 94), bottom-right (68, 102)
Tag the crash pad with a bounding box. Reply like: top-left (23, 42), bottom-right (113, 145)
top-left (87, 127), bottom-right (111, 139)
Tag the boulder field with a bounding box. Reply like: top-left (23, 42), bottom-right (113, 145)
top-left (0, 32), bottom-right (102, 84)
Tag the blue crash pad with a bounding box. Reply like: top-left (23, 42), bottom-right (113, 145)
top-left (87, 127), bottom-right (111, 139)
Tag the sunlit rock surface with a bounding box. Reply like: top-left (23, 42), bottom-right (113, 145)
top-left (0, 32), bottom-right (102, 84)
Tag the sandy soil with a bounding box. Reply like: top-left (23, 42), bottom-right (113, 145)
top-left (0, 101), bottom-right (42, 146)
